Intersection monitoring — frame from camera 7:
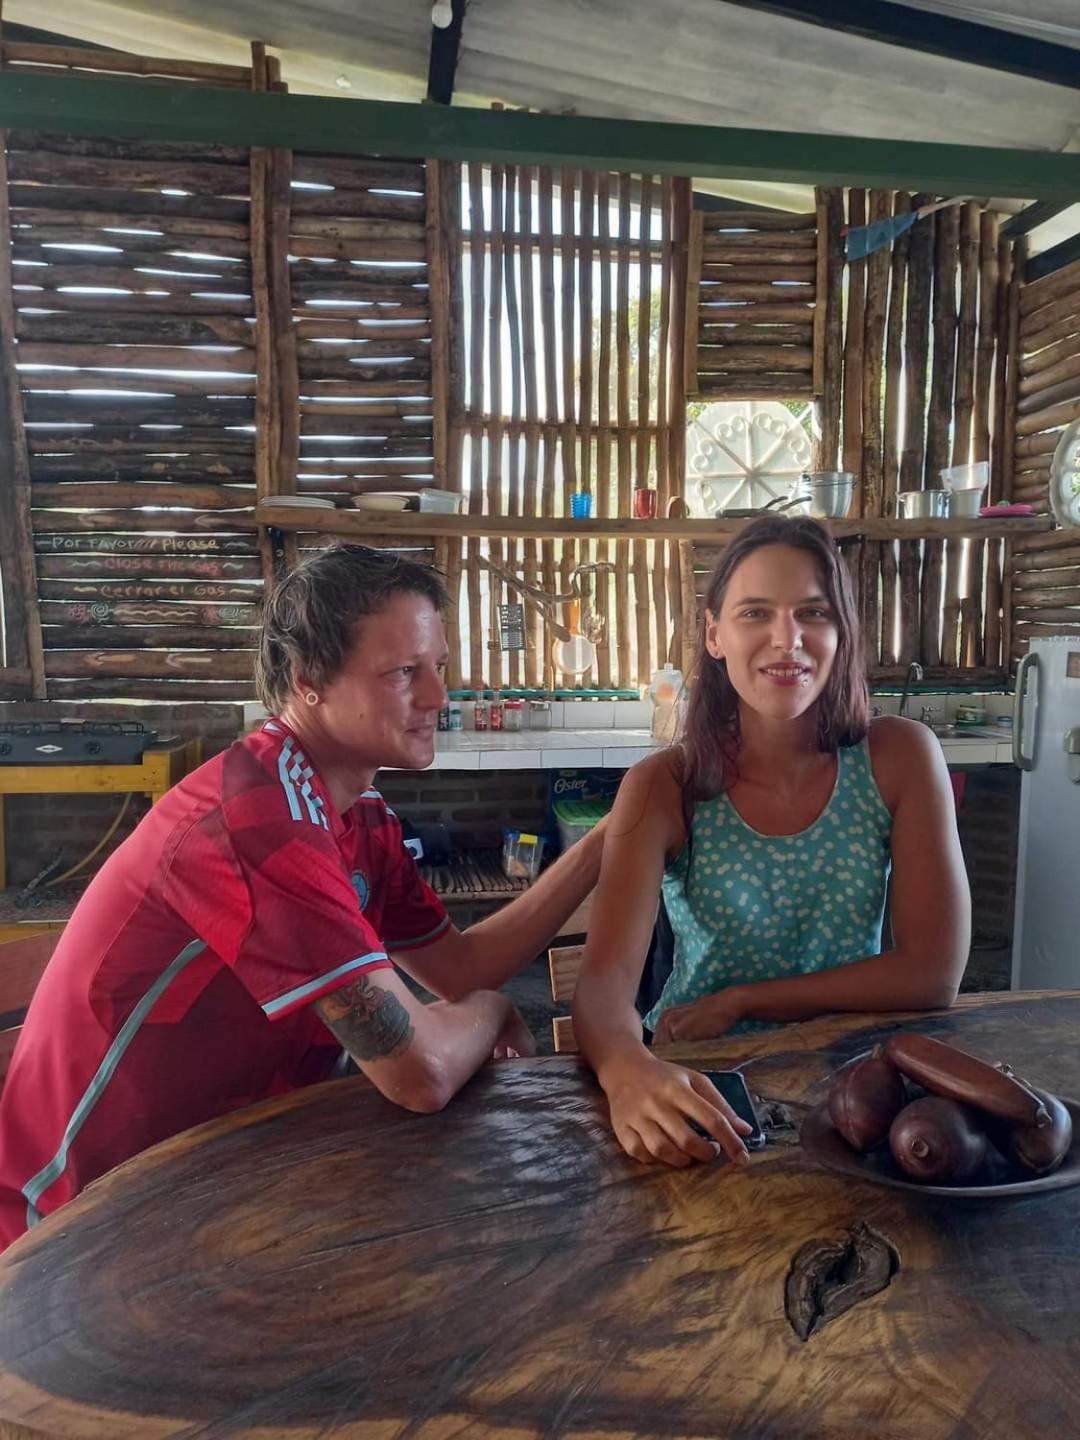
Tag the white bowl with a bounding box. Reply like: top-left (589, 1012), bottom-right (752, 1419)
top-left (352, 494), bottom-right (412, 512)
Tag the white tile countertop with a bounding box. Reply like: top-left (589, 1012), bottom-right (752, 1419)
top-left (426, 728), bottom-right (657, 770)
top-left (422, 728), bottom-right (1015, 771)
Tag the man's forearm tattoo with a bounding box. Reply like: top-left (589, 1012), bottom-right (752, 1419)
top-left (320, 975), bottom-right (414, 1061)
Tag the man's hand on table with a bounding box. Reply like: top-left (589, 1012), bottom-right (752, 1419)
top-left (653, 987), bottom-right (748, 1045)
top-left (600, 1049), bottom-right (752, 1168)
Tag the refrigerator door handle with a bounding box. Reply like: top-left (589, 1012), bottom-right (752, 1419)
top-left (1013, 650), bottom-right (1039, 771)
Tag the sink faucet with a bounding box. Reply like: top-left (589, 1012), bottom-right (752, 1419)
top-left (898, 661), bottom-right (924, 719)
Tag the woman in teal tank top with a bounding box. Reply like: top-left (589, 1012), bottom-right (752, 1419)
top-left (646, 739), bottom-right (893, 1034)
top-left (574, 515), bottom-right (971, 1170)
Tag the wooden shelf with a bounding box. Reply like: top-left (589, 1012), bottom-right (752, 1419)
top-left (256, 506), bottom-right (1055, 544)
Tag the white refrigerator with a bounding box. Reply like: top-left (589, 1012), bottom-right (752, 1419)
top-left (1012, 636), bottom-right (1080, 990)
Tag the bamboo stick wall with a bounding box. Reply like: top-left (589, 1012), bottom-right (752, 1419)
top-left (814, 189), bottom-right (1010, 679)
top-left (1007, 255), bottom-right (1080, 665)
top-left (687, 208), bottom-right (819, 401)
top-left (442, 164), bottom-right (689, 691)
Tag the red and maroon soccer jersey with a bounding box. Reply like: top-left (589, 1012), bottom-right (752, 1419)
top-left (0, 719), bottom-right (449, 1249)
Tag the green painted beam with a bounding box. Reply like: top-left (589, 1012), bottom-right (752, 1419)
top-left (1, 71), bottom-right (1080, 200)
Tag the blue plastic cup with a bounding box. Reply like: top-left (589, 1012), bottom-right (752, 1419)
top-left (570, 492), bottom-right (593, 519)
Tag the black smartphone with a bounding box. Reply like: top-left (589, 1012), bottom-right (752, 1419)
top-left (693, 1069), bottom-right (767, 1150)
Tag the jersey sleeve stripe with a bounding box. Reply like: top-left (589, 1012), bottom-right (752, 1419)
top-left (385, 914), bottom-right (452, 951)
top-left (261, 950), bottom-right (390, 1018)
top-left (22, 938), bottom-right (209, 1231)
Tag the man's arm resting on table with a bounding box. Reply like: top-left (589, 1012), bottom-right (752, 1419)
top-left (312, 967), bottom-right (518, 1113)
top-left (393, 817), bottom-right (607, 1001)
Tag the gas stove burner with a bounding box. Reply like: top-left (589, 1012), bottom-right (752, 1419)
top-left (0, 721), bottom-right (162, 764)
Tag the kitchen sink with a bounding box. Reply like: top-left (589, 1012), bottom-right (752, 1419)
top-left (930, 723), bottom-right (1007, 740)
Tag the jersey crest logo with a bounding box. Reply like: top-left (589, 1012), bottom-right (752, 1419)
top-left (351, 870), bottom-right (370, 911)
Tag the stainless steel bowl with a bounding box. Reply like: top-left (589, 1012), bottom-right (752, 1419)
top-left (898, 490), bottom-right (949, 520)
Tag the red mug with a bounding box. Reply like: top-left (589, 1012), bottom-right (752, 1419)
top-left (634, 487), bottom-right (658, 519)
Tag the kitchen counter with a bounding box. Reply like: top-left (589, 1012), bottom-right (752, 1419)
top-left (427, 728), bottom-right (656, 770)
top-left (422, 728), bottom-right (1014, 771)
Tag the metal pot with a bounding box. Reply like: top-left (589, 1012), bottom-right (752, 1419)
top-left (801, 471), bottom-right (855, 519)
top-left (898, 489), bottom-right (949, 520)
top-left (947, 487), bottom-right (984, 518)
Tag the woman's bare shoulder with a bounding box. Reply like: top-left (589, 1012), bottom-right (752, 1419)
top-left (609, 746), bottom-right (687, 848)
top-left (867, 715), bottom-right (946, 809)
top-left (615, 745), bottom-right (683, 805)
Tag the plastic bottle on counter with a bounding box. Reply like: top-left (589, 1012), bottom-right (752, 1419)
top-left (503, 699), bottom-right (524, 731)
top-left (448, 699), bottom-right (463, 731)
top-left (437, 704), bottom-right (451, 732)
top-left (490, 689), bottom-right (504, 731)
top-left (474, 692), bottom-right (489, 732)
top-left (649, 663), bottom-right (684, 743)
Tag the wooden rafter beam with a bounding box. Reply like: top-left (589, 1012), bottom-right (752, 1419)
top-left (426, 0), bottom-right (466, 106)
top-left (691, 190), bottom-right (796, 215)
top-left (1002, 200), bottom-right (1076, 240)
top-left (717, 0), bottom-right (1080, 91)
top-left (1026, 232), bottom-right (1080, 284)
top-left (1, 21), bottom-right (113, 50)
top-left (2, 72), bottom-right (1080, 198)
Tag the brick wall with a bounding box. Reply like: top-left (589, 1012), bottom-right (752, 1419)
top-left (376, 770), bottom-right (550, 850)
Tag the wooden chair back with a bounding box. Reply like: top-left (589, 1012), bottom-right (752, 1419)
top-left (0, 931), bottom-right (60, 1089)
top-left (548, 942), bottom-right (585, 1053)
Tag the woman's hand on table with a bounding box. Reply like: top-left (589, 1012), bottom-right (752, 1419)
top-left (600, 1050), bottom-right (752, 1168)
top-left (492, 1003), bottom-right (537, 1060)
top-left (653, 987), bottom-right (748, 1045)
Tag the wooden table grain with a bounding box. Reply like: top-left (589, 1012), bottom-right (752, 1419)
top-left (1, 990), bottom-right (1079, 1439)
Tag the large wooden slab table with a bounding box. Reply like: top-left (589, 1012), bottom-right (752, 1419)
top-left (0, 990), bottom-right (1078, 1438)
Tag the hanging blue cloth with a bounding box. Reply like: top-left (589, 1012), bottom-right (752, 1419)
top-left (845, 211), bottom-right (919, 261)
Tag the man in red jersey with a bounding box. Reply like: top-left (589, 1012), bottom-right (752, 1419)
top-left (0, 546), bottom-right (605, 1248)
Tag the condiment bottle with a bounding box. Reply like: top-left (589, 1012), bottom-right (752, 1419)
top-left (649, 663), bottom-right (684, 742)
top-left (490, 688), bottom-right (504, 731)
top-left (474, 692), bottom-right (489, 731)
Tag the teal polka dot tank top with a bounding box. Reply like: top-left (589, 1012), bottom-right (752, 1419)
top-left (644, 740), bottom-right (893, 1033)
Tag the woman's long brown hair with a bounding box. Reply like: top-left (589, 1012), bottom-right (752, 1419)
top-left (679, 515), bottom-right (869, 811)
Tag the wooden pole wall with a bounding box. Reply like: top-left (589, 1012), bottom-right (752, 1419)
top-left (443, 161), bottom-right (465, 689)
top-left (1, 40), bottom-right (266, 700)
top-left (879, 191), bottom-right (911, 668)
top-left (1005, 245), bottom-right (1080, 667)
top-left (4, 49), bottom-right (1033, 700)
top-left (0, 77), bottom-right (45, 696)
top-left (817, 191), bottom-right (1016, 682)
